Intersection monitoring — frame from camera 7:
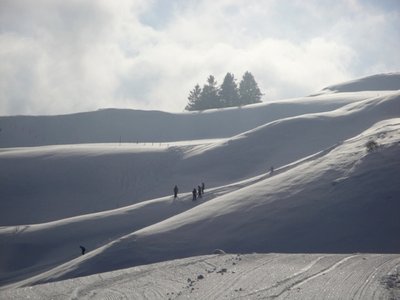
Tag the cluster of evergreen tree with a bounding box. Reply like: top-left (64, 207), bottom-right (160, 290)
top-left (185, 71), bottom-right (263, 111)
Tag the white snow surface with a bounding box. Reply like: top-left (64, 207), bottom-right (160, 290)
top-left (1, 254), bottom-right (400, 299)
top-left (319, 72), bottom-right (400, 94)
top-left (0, 73), bottom-right (400, 298)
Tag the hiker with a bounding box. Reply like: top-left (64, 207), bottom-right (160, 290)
top-left (198, 185), bottom-right (202, 198)
top-left (192, 188), bottom-right (197, 201)
top-left (201, 182), bottom-right (205, 193)
top-left (79, 245), bottom-right (86, 255)
top-left (173, 185), bottom-right (179, 198)
top-left (269, 166), bottom-right (274, 175)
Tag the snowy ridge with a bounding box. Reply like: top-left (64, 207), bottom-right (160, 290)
top-left (0, 91), bottom-right (394, 148)
top-left (319, 72), bottom-right (400, 93)
top-left (0, 73), bottom-right (400, 298)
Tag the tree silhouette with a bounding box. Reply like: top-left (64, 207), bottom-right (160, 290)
top-left (185, 72), bottom-right (263, 111)
top-left (199, 75), bottom-right (221, 110)
top-left (219, 73), bottom-right (239, 107)
top-left (185, 84), bottom-right (202, 111)
top-left (239, 71), bottom-right (263, 105)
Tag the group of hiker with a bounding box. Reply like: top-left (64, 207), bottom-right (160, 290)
top-left (173, 182), bottom-right (205, 201)
top-left (80, 166), bottom-right (275, 256)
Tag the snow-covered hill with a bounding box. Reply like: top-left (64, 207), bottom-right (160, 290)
top-left (0, 73), bottom-right (399, 298)
top-left (1, 93), bottom-right (400, 225)
top-left (2, 254), bottom-right (399, 299)
top-left (5, 117), bottom-right (398, 287)
top-left (0, 90), bottom-right (394, 148)
top-left (321, 72), bottom-right (400, 93)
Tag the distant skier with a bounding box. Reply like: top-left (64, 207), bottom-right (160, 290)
top-left (192, 188), bottom-right (197, 201)
top-left (173, 185), bottom-right (179, 198)
top-left (269, 166), bottom-right (274, 175)
top-left (201, 182), bottom-right (205, 193)
top-left (79, 245), bottom-right (86, 255)
top-left (198, 185), bottom-right (202, 198)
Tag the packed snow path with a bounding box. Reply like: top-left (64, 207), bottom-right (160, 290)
top-left (1, 253), bottom-right (399, 299)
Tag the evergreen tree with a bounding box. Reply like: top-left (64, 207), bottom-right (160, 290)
top-left (185, 84), bottom-right (202, 111)
top-left (198, 75), bottom-right (221, 110)
top-left (185, 72), bottom-right (263, 111)
top-left (239, 71), bottom-right (263, 105)
top-left (219, 72), bottom-right (240, 107)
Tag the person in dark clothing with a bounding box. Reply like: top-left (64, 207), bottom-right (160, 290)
top-left (269, 166), bottom-right (274, 175)
top-left (201, 182), bottom-right (205, 193)
top-left (192, 188), bottom-right (197, 201)
top-left (80, 245), bottom-right (86, 255)
top-left (173, 185), bottom-right (179, 198)
top-left (198, 185), bottom-right (202, 198)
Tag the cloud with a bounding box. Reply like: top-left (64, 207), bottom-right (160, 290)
top-left (0, 0), bottom-right (150, 115)
top-left (0, 0), bottom-right (399, 115)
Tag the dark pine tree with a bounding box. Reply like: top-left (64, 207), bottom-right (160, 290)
top-left (198, 75), bottom-right (221, 110)
top-left (219, 72), bottom-right (240, 107)
top-left (185, 84), bottom-right (202, 111)
top-left (239, 71), bottom-right (263, 105)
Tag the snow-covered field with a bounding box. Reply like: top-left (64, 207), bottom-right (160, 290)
top-left (2, 254), bottom-right (400, 300)
top-left (0, 73), bottom-right (399, 299)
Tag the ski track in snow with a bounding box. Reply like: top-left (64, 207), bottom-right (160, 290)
top-left (1, 254), bottom-right (399, 299)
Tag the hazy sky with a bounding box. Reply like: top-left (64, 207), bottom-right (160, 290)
top-left (0, 0), bottom-right (399, 115)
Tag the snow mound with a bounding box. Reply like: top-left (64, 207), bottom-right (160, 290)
top-left (321, 73), bottom-right (400, 93)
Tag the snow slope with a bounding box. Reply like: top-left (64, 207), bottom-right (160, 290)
top-left (0, 73), bottom-right (399, 296)
top-left (321, 72), bottom-right (400, 93)
top-left (0, 91), bottom-right (393, 148)
top-left (1, 92), bottom-right (399, 225)
top-left (1, 254), bottom-right (399, 299)
top-left (0, 176), bottom-right (259, 286)
top-left (9, 118), bottom-right (398, 286)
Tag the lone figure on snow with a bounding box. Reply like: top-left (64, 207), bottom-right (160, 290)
top-left (173, 185), bottom-right (179, 198)
top-left (79, 245), bottom-right (86, 255)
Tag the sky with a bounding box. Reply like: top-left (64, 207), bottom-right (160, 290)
top-left (0, 0), bottom-right (399, 116)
